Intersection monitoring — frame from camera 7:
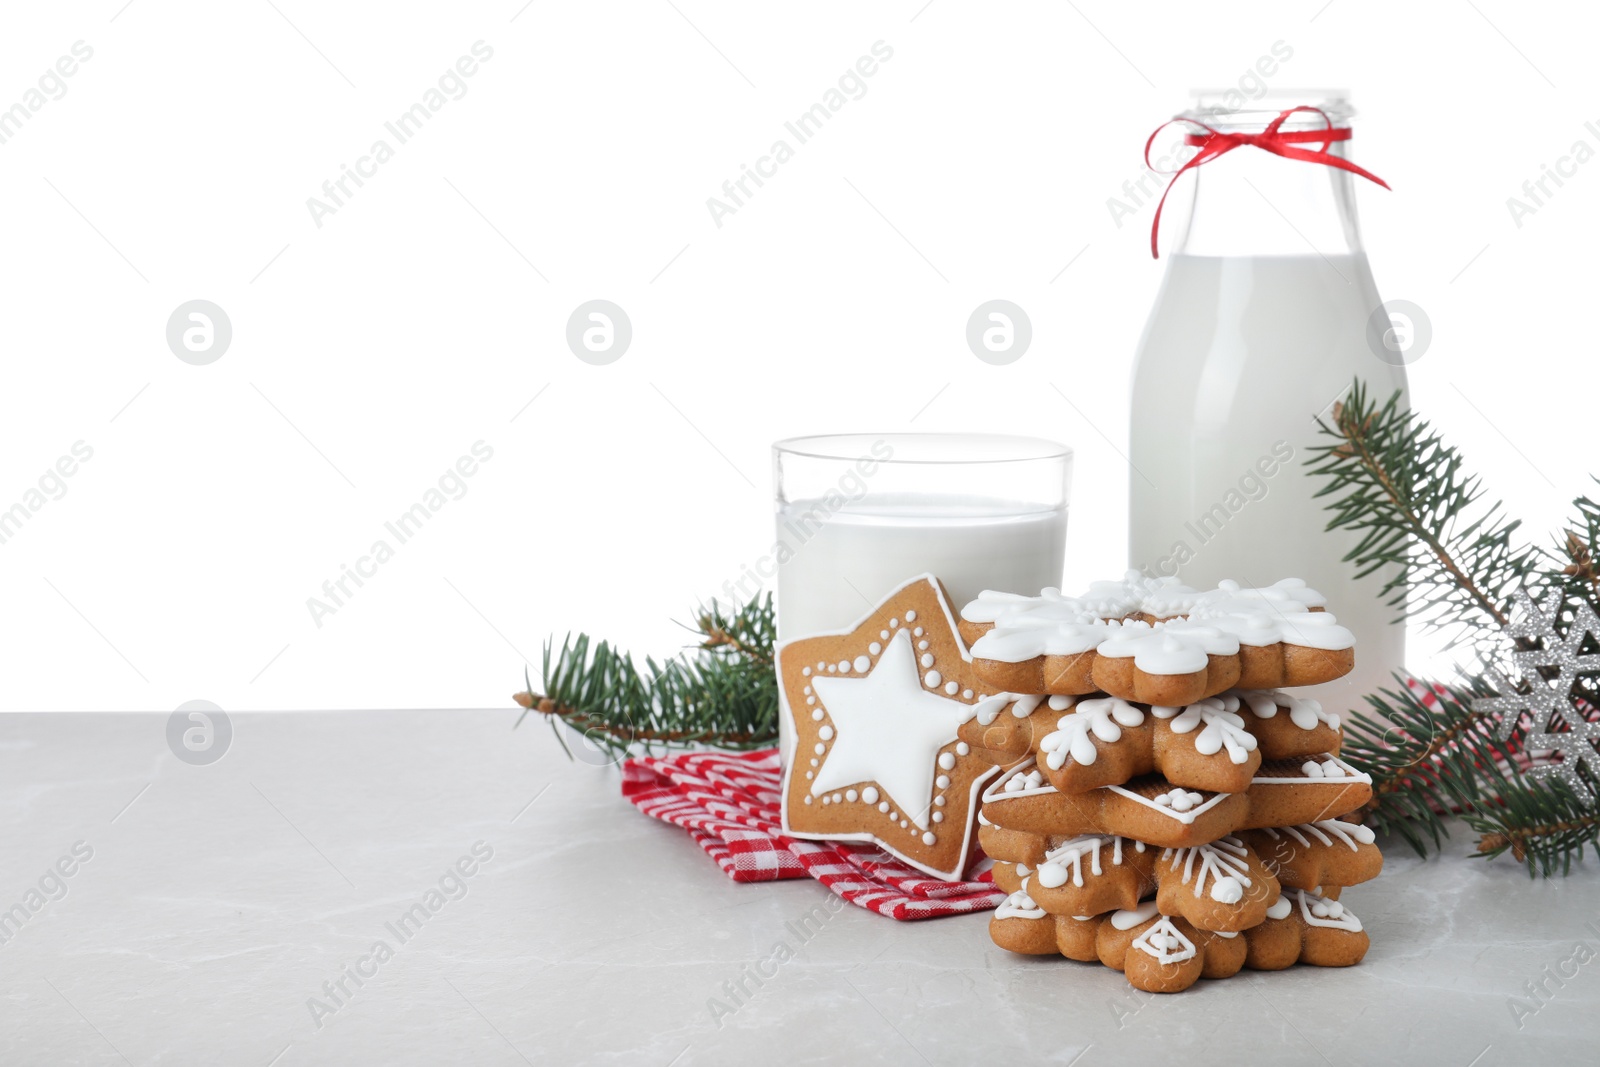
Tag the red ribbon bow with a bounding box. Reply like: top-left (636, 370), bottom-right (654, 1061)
top-left (1144, 105), bottom-right (1391, 258)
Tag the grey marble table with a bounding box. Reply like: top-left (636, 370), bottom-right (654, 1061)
top-left (0, 710), bottom-right (1596, 1066)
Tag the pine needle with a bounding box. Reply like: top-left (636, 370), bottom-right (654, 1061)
top-left (512, 593), bottom-right (778, 764)
top-left (1306, 381), bottom-right (1540, 665)
top-left (1309, 381), bottom-right (1600, 874)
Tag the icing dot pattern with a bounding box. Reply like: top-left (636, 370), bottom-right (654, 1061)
top-left (1154, 789), bottom-right (1206, 812)
top-left (785, 578), bottom-right (1000, 874)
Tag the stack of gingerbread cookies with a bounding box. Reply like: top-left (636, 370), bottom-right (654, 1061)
top-left (960, 573), bottom-right (1382, 993)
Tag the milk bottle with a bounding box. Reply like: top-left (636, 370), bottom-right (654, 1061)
top-left (1129, 93), bottom-right (1409, 716)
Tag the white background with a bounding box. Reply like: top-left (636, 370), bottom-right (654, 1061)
top-left (1, 0), bottom-right (1594, 712)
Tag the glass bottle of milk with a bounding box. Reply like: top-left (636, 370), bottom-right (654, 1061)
top-left (1129, 92), bottom-right (1408, 716)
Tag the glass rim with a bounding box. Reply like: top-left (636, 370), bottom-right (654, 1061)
top-left (773, 432), bottom-right (1072, 466)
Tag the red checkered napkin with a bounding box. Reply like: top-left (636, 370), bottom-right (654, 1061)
top-left (621, 748), bottom-right (1003, 921)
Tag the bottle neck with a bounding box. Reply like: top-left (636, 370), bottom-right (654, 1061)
top-left (1169, 136), bottom-right (1366, 258)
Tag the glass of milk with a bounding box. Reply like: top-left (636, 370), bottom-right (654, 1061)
top-left (1129, 90), bottom-right (1408, 717)
top-left (773, 433), bottom-right (1072, 643)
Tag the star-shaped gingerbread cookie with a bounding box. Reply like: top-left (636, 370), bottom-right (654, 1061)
top-left (778, 574), bottom-right (999, 879)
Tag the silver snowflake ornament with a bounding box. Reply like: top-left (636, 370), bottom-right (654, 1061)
top-left (1476, 588), bottom-right (1600, 801)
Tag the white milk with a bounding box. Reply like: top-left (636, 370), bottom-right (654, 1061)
top-left (1129, 252), bottom-right (1408, 716)
top-left (776, 494), bottom-right (1067, 642)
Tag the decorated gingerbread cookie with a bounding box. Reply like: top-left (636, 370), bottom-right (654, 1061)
top-left (991, 893), bottom-right (1371, 993)
top-left (981, 763), bottom-right (1248, 848)
top-left (1035, 693), bottom-right (1259, 794)
top-left (1242, 888), bottom-right (1370, 972)
top-left (777, 574), bottom-right (999, 879)
top-left (956, 692), bottom-right (1074, 762)
top-left (987, 832), bottom-right (1280, 933)
top-left (1240, 820), bottom-right (1383, 890)
top-left (1244, 756), bottom-right (1375, 828)
top-left (976, 813), bottom-right (1056, 868)
top-left (1086, 620), bottom-right (1245, 705)
top-left (1231, 688), bottom-right (1343, 757)
top-left (1009, 689), bottom-right (1347, 797)
top-left (980, 756), bottom-right (1373, 849)
top-left (991, 819), bottom-right (1380, 914)
top-left (1078, 903), bottom-right (1245, 993)
top-left (962, 573), bottom-right (1356, 703)
top-left (988, 889), bottom-right (1059, 955)
top-left (959, 689), bottom-right (1345, 791)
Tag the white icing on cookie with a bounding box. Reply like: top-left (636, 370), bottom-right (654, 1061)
top-left (1154, 788), bottom-right (1205, 812)
top-left (1131, 917), bottom-right (1197, 964)
top-left (1109, 899), bottom-right (1160, 930)
top-left (1078, 576), bottom-right (1157, 619)
top-left (1095, 618), bottom-right (1238, 673)
top-left (806, 628), bottom-right (970, 830)
top-left (1262, 820), bottom-right (1375, 850)
top-left (961, 692), bottom-right (1013, 727)
top-left (1301, 758), bottom-right (1353, 779)
top-left (1162, 836), bottom-right (1252, 902)
top-left (1252, 755), bottom-right (1371, 785)
top-left (982, 762), bottom-right (1056, 803)
top-left (995, 890), bottom-right (1046, 920)
top-left (1039, 697), bottom-right (1147, 769)
top-left (1217, 577), bottom-right (1328, 610)
top-left (963, 574), bottom-right (1353, 670)
top-left (1109, 783), bottom-right (1224, 823)
top-left (1151, 696), bottom-right (1258, 764)
top-left (1003, 768), bottom-right (1046, 793)
top-left (1009, 693), bottom-right (1046, 719)
top-left (1140, 581), bottom-right (1207, 619)
top-left (1294, 888), bottom-right (1363, 931)
top-left (970, 617), bottom-right (1107, 661)
top-left (1036, 834), bottom-right (1127, 889)
top-left (986, 761), bottom-right (1235, 830)
top-left (1230, 688), bottom-right (1341, 731)
top-left (960, 587), bottom-right (1088, 625)
top-left (959, 590), bottom-right (1021, 623)
top-left (1188, 602), bottom-right (1304, 647)
top-left (1268, 609), bottom-right (1356, 651)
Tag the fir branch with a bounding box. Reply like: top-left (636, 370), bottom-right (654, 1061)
top-left (512, 593), bottom-right (779, 763)
top-left (1551, 481), bottom-right (1600, 605)
top-left (1306, 381), bottom-right (1541, 662)
top-left (1340, 678), bottom-right (1519, 855)
top-left (1306, 383), bottom-right (1600, 871)
top-left (684, 597), bottom-right (775, 667)
top-left (1467, 780), bottom-right (1600, 877)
